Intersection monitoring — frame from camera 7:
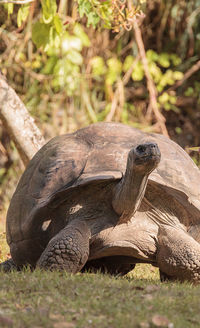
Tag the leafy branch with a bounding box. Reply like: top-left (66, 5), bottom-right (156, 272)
top-left (2, 0), bottom-right (197, 137)
top-left (77, 0), bottom-right (143, 30)
top-left (132, 15), bottom-right (169, 136)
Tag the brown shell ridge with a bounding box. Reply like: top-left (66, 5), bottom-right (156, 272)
top-left (7, 134), bottom-right (93, 244)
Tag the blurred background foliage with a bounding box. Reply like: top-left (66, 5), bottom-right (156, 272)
top-left (0, 0), bottom-right (200, 217)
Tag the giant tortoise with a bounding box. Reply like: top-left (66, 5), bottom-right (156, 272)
top-left (1, 122), bottom-right (200, 282)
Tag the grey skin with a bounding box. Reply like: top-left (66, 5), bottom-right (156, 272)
top-left (1, 123), bottom-right (200, 283)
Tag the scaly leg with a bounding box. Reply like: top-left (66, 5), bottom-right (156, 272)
top-left (157, 226), bottom-right (200, 283)
top-left (37, 220), bottom-right (90, 273)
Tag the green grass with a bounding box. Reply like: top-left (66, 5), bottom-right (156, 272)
top-left (0, 221), bottom-right (200, 328)
top-left (0, 220), bottom-right (10, 262)
top-left (0, 267), bottom-right (199, 327)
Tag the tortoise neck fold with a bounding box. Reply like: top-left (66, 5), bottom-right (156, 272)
top-left (112, 159), bottom-right (149, 223)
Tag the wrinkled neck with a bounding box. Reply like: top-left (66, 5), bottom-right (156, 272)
top-left (112, 164), bottom-right (149, 222)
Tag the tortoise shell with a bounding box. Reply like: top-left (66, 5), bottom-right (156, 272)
top-left (7, 123), bottom-right (200, 246)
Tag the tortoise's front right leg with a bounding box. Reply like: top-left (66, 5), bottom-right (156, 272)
top-left (37, 220), bottom-right (91, 273)
top-left (157, 226), bottom-right (200, 283)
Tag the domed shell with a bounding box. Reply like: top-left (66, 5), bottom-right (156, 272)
top-left (6, 123), bottom-right (200, 245)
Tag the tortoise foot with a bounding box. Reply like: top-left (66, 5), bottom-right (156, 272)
top-left (0, 258), bottom-right (19, 272)
top-left (37, 221), bottom-right (90, 273)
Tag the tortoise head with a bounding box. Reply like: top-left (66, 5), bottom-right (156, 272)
top-left (127, 142), bottom-right (161, 174)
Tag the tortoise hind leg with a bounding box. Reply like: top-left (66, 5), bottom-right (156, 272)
top-left (83, 256), bottom-right (135, 276)
top-left (37, 220), bottom-right (90, 273)
top-left (159, 269), bottom-right (177, 282)
top-left (157, 226), bottom-right (200, 283)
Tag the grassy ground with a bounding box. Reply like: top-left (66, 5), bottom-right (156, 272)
top-left (0, 220), bottom-right (10, 262)
top-left (0, 222), bottom-right (200, 328)
top-left (0, 267), bottom-right (200, 328)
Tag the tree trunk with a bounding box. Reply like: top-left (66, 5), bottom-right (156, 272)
top-left (0, 74), bottom-right (45, 166)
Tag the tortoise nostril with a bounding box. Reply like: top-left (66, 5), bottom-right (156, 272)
top-left (148, 143), bottom-right (160, 155)
top-left (149, 143), bottom-right (157, 149)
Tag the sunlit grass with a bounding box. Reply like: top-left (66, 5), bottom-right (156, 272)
top-left (0, 218), bottom-right (199, 328)
top-left (129, 263), bottom-right (159, 281)
top-left (0, 269), bottom-right (199, 328)
top-left (0, 217), bottom-right (10, 262)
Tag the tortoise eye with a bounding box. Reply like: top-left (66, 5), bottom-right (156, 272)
top-left (136, 145), bottom-right (146, 153)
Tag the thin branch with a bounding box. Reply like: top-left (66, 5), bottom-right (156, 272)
top-left (0, 74), bottom-right (45, 165)
top-left (167, 59), bottom-right (200, 92)
top-left (157, 2), bottom-right (171, 52)
top-left (58, 0), bottom-right (68, 15)
top-left (122, 55), bottom-right (139, 86)
top-left (106, 57), bottom-right (139, 122)
top-left (116, 79), bottom-right (125, 120)
top-left (0, 140), bottom-right (7, 156)
top-left (106, 88), bottom-right (119, 122)
top-left (132, 14), bottom-right (169, 137)
top-left (81, 86), bottom-right (98, 123)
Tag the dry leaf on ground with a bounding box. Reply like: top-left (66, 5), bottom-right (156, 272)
top-left (53, 322), bottom-right (75, 328)
top-left (151, 314), bottom-right (174, 327)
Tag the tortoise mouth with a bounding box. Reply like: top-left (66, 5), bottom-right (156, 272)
top-left (134, 153), bottom-right (161, 166)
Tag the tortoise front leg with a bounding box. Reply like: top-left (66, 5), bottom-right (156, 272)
top-left (37, 220), bottom-right (91, 273)
top-left (157, 226), bottom-right (200, 283)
